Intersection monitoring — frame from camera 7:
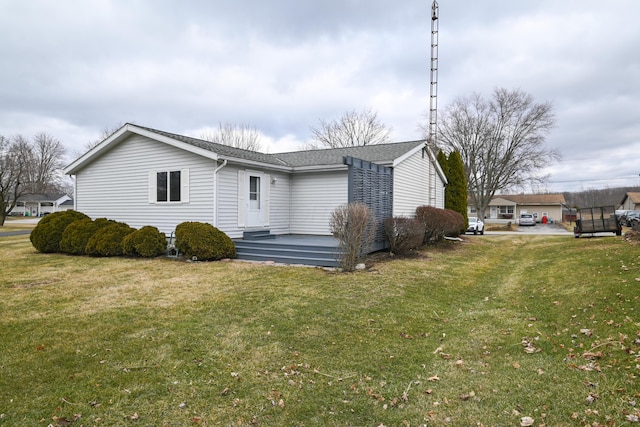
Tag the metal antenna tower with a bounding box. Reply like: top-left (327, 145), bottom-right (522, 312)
top-left (429, 0), bottom-right (439, 146)
top-left (427, 0), bottom-right (439, 206)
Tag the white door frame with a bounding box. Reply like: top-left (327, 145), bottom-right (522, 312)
top-left (246, 171), bottom-right (264, 228)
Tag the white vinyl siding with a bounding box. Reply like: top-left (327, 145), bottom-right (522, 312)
top-left (74, 134), bottom-right (215, 234)
top-left (290, 171), bottom-right (348, 235)
top-left (216, 166), bottom-right (291, 238)
top-left (268, 172), bottom-right (291, 235)
top-left (393, 149), bottom-right (445, 216)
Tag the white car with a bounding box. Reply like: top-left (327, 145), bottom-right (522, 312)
top-left (467, 216), bottom-right (484, 235)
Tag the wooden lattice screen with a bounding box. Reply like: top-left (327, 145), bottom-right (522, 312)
top-left (344, 156), bottom-right (393, 250)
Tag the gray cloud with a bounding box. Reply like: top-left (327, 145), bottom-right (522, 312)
top-left (1, 0), bottom-right (638, 191)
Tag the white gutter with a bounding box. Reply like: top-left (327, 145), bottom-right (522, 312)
top-left (213, 159), bottom-right (228, 227)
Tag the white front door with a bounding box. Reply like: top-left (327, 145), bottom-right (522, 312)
top-left (246, 173), bottom-right (263, 227)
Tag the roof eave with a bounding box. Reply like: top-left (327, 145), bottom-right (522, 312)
top-left (292, 164), bottom-right (349, 173)
top-left (63, 123), bottom-right (221, 175)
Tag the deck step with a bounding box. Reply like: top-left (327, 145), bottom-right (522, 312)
top-left (234, 238), bottom-right (341, 267)
top-left (242, 230), bottom-right (276, 240)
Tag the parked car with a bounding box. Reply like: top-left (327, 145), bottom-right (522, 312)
top-left (623, 210), bottom-right (640, 227)
top-left (519, 213), bottom-right (536, 226)
top-left (466, 216), bottom-right (484, 235)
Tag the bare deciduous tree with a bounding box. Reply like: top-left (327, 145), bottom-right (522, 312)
top-left (309, 108), bottom-right (392, 149)
top-left (26, 132), bottom-right (67, 194)
top-left (0, 133), bottom-right (68, 225)
top-left (433, 88), bottom-right (558, 219)
top-left (200, 123), bottom-right (264, 152)
top-left (0, 135), bottom-right (28, 226)
top-left (83, 123), bottom-right (125, 154)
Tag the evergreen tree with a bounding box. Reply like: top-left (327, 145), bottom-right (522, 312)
top-left (437, 150), bottom-right (449, 177)
top-left (446, 151), bottom-right (468, 227)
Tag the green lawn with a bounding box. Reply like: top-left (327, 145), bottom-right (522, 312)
top-left (1, 232), bottom-right (639, 426)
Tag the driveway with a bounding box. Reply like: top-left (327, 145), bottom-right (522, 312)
top-left (483, 223), bottom-right (573, 236)
top-left (515, 223), bottom-right (572, 235)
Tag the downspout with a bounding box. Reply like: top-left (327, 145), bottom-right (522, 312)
top-left (72, 175), bottom-right (77, 211)
top-left (213, 159), bottom-right (228, 227)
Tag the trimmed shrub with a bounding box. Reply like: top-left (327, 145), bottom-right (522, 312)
top-left (175, 222), bottom-right (236, 261)
top-left (59, 218), bottom-right (116, 255)
top-left (383, 217), bottom-right (425, 255)
top-left (86, 222), bottom-right (135, 257)
top-left (330, 203), bottom-right (377, 271)
top-left (123, 226), bottom-right (167, 258)
top-left (415, 206), bottom-right (465, 244)
top-left (30, 210), bottom-right (90, 253)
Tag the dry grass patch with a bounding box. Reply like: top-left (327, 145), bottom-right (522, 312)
top-left (1, 233), bottom-right (639, 426)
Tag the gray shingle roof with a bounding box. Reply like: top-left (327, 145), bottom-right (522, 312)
top-left (137, 124), bottom-right (426, 169)
top-left (271, 141), bottom-right (426, 167)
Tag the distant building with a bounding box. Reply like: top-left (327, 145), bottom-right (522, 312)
top-left (469, 193), bottom-right (566, 224)
top-left (619, 192), bottom-right (640, 210)
top-left (10, 193), bottom-right (72, 216)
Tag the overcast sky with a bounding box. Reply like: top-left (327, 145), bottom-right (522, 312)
top-left (1, 0), bottom-right (639, 192)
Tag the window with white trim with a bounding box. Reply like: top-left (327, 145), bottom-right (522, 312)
top-left (149, 169), bottom-right (189, 204)
top-left (499, 205), bottom-right (514, 214)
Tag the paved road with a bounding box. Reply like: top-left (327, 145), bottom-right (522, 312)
top-left (0, 229), bottom-right (31, 236)
top-left (0, 217), bottom-right (39, 237)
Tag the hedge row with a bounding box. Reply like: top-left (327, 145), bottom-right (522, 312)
top-left (383, 206), bottom-right (466, 254)
top-left (30, 210), bottom-right (235, 260)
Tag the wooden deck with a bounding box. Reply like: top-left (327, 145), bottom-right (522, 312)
top-left (234, 234), bottom-right (342, 267)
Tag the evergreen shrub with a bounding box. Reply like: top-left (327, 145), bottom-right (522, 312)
top-left (175, 222), bottom-right (236, 261)
top-left (59, 218), bottom-right (116, 255)
top-left (123, 226), bottom-right (167, 258)
top-left (86, 222), bottom-right (134, 257)
top-left (30, 210), bottom-right (90, 253)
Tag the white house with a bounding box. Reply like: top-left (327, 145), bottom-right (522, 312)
top-left (63, 124), bottom-right (447, 247)
top-left (11, 193), bottom-right (72, 217)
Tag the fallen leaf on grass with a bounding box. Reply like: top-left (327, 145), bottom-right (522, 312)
top-left (427, 375), bottom-right (440, 382)
top-left (586, 393), bottom-right (599, 404)
top-left (520, 416), bottom-right (534, 426)
top-left (459, 391), bottom-right (475, 401)
top-left (580, 329), bottom-right (593, 337)
top-left (582, 351), bottom-right (603, 360)
top-left (52, 415), bottom-right (81, 426)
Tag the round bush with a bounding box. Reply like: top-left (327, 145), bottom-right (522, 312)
top-left (30, 210), bottom-right (90, 253)
top-left (175, 222), bottom-right (236, 261)
top-left (86, 222), bottom-right (134, 257)
top-left (123, 226), bottom-right (167, 258)
top-left (59, 218), bottom-right (116, 255)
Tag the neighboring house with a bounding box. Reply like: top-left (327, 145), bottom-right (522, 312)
top-left (469, 193), bottom-right (566, 223)
top-left (10, 193), bottom-right (72, 216)
top-left (63, 124), bottom-right (447, 247)
top-left (619, 192), bottom-right (640, 210)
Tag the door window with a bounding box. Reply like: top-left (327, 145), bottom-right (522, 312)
top-left (249, 176), bottom-right (260, 209)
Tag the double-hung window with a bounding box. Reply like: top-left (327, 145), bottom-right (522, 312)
top-left (149, 169), bottom-right (189, 204)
